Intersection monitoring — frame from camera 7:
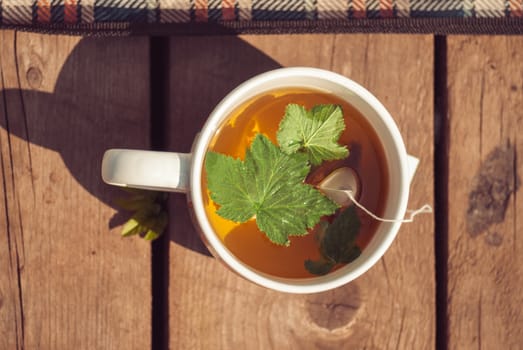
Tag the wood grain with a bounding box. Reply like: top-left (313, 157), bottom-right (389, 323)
top-left (0, 31), bottom-right (151, 349)
top-left (447, 36), bottom-right (523, 349)
top-left (167, 34), bottom-right (435, 349)
top-left (0, 30), bottom-right (21, 350)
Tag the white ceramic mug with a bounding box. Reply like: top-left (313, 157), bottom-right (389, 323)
top-left (102, 67), bottom-right (419, 294)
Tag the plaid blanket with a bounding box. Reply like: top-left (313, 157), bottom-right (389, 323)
top-left (1, 0), bottom-right (522, 35)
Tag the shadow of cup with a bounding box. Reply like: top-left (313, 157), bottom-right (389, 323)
top-left (0, 33), bottom-right (281, 256)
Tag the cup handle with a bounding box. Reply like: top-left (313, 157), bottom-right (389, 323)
top-left (101, 149), bottom-right (191, 193)
top-left (406, 154), bottom-right (420, 186)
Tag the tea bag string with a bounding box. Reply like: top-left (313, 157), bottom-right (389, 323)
top-left (330, 188), bottom-right (433, 223)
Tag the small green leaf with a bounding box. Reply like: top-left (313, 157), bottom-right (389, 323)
top-left (305, 206), bottom-right (362, 275)
top-left (143, 229), bottom-right (160, 241)
top-left (121, 221), bottom-right (142, 237)
top-left (205, 134), bottom-right (338, 245)
top-left (115, 189), bottom-right (168, 241)
top-left (277, 104), bottom-right (349, 166)
top-left (143, 211), bottom-right (168, 241)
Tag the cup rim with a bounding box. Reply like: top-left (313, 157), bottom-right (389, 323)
top-left (190, 67), bottom-right (409, 293)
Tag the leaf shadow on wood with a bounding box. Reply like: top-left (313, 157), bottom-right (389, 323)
top-left (165, 36), bottom-right (283, 256)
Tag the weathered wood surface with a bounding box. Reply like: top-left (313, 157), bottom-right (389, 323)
top-left (3, 30), bottom-right (521, 350)
top-left (446, 36), bottom-right (523, 349)
top-left (0, 31), bottom-right (151, 349)
top-left (167, 34), bottom-right (435, 349)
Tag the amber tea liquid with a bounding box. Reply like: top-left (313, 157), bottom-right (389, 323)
top-left (203, 88), bottom-right (389, 278)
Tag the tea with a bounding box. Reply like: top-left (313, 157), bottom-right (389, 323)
top-left (203, 87), bottom-right (388, 278)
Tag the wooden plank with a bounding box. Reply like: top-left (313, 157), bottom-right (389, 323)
top-left (167, 34), bottom-right (434, 349)
top-left (0, 30), bottom-right (27, 350)
top-left (0, 31), bottom-right (151, 349)
top-left (447, 36), bottom-right (523, 349)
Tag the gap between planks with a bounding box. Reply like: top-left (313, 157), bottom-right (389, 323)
top-left (434, 35), bottom-right (449, 350)
top-left (150, 36), bottom-right (170, 350)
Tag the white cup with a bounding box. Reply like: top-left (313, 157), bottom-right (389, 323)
top-left (102, 67), bottom-right (419, 294)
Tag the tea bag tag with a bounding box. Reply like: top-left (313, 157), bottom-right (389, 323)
top-left (343, 190), bottom-right (432, 223)
top-left (318, 167), bottom-right (432, 223)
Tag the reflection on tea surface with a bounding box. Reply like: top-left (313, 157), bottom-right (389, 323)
top-left (203, 88), bottom-right (388, 278)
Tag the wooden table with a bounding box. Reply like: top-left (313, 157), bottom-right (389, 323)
top-left (0, 30), bottom-right (521, 349)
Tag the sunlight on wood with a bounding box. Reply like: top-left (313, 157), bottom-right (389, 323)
top-left (1, 31), bottom-right (81, 93)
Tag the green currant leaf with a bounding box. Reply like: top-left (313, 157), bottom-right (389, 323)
top-left (277, 104), bottom-right (348, 166)
top-left (205, 134), bottom-right (338, 245)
